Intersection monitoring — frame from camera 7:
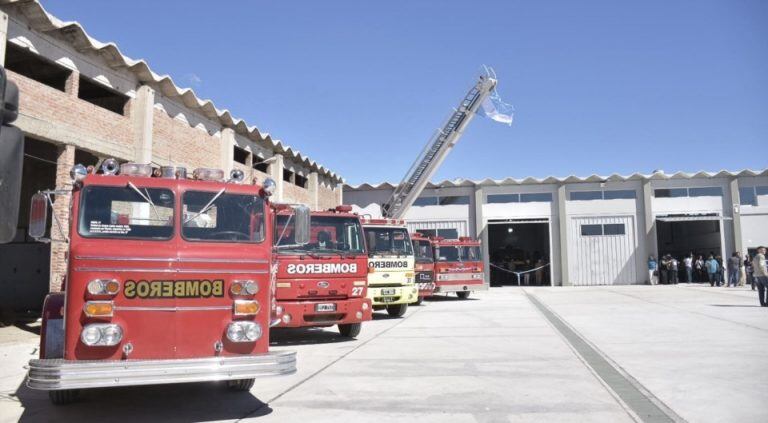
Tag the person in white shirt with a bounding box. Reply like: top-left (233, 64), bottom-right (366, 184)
top-left (684, 254), bottom-right (693, 282)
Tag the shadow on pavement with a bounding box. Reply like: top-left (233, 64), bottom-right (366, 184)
top-left (425, 295), bottom-right (478, 302)
top-left (13, 321), bottom-right (41, 336)
top-left (270, 326), bottom-right (355, 346)
top-left (13, 379), bottom-right (272, 422)
top-left (709, 304), bottom-right (763, 308)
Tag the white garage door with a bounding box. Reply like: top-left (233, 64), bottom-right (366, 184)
top-left (568, 216), bottom-right (637, 286)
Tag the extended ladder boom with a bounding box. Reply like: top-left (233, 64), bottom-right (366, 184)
top-left (381, 74), bottom-right (497, 219)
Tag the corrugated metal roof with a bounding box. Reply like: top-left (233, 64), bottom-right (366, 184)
top-left (345, 169), bottom-right (768, 190)
top-left (1, 0), bottom-right (342, 183)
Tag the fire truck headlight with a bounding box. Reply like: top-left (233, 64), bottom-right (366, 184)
top-left (231, 280), bottom-right (258, 296)
top-left (361, 302), bottom-right (369, 311)
top-left (87, 279), bottom-right (120, 296)
top-left (233, 300), bottom-right (260, 316)
top-left (70, 164), bottom-right (88, 182)
top-left (226, 322), bottom-right (261, 342)
top-left (81, 324), bottom-right (123, 346)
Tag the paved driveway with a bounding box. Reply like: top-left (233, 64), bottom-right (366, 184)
top-left (0, 285), bottom-right (765, 422)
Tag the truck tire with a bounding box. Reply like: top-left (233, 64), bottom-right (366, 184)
top-left (227, 378), bottom-right (255, 391)
top-left (49, 389), bottom-right (79, 405)
top-left (414, 297), bottom-right (423, 306)
top-left (386, 303), bottom-right (408, 317)
top-left (456, 291), bottom-right (470, 299)
top-left (338, 322), bottom-right (361, 338)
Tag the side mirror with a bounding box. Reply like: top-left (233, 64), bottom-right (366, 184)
top-left (292, 205), bottom-right (311, 245)
top-left (29, 192), bottom-right (48, 240)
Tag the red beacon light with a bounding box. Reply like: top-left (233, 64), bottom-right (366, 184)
top-left (334, 205), bottom-right (353, 213)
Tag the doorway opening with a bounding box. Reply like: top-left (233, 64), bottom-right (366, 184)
top-left (488, 219), bottom-right (551, 286)
top-left (656, 215), bottom-right (723, 283)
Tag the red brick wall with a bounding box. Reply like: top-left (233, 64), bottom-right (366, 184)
top-left (152, 109), bottom-right (221, 169)
top-left (9, 70), bottom-right (133, 155)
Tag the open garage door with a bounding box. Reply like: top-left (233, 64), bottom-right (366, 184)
top-left (656, 214), bottom-right (726, 283)
top-left (488, 219), bottom-right (551, 286)
top-left (568, 216), bottom-right (637, 286)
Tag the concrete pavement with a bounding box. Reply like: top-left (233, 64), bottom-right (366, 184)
top-left (0, 285), bottom-right (766, 422)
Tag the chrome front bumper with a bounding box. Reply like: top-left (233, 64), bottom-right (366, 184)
top-left (27, 351), bottom-right (296, 391)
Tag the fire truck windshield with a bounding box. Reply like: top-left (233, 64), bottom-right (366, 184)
top-left (182, 190), bottom-right (264, 242)
top-left (78, 186), bottom-right (174, 239)
top-left (275, 215), bottom-right (364, 254)
top-left (413, 240), bottom-right (434, 262)
top-left (365, 228), bottom-right (413, 256)
top-left (438, 246), bottom-right (482, 262)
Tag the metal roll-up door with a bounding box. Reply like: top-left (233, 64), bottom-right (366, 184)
top-left (568, 216), bottom-right (637, 285)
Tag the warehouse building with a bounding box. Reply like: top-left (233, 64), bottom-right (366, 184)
top-left (345, 170), bottom-right (768, 286)
top-left (0, 0), bottom-right (343, 309)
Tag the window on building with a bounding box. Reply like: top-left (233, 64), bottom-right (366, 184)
top-left (233, 146), bottom-right (249, 165)
top-left (78, 76), bottom-right (129, 115)
top-left (571, 191), bottom-right (603, 201)
top-left (739, 186), bottom-right (768, 206)
top-left (439, 195), bottom-right (470, 205)
top-left (757, 186), bottom-right (768, 196)
top-left (413, 197), bottom-right (439, 206)
top-left (580, 224), bottom-right (603, 236)
top-left (4, 44), bottom-right (72, 92)
top-left (688, 187), bottom-right (723, 197)
top-left (253, 160), bottom-right (269, 173)
top-left (603, 223), bottom-right (626, 235)
top-left (487, 194), bottom-right (519, 203)
top-left (283, 169), bottom-right (293, 183)
top-left (603, 190), bottom-right (636, 200)
top-left (520, 193), bottom-right (553, 203)
top-left (294, 174), bottom-right (308, 188)
top-left (654, 188), bottom-right (688, 198)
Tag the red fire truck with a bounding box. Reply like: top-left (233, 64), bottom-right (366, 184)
top-left (25, 160), bottom-right (309, 404)
top-left (433, 237), bottom-right (487, 299)
top-left (410, 232), bottom-right (435, 304)
top-left (272, 206), bottom-right (372, 337)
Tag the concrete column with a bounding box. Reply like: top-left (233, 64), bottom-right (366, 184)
top-left (268, 154), bottom-right (284, 202)
top-left (473, 185), bottom-right (491, 287)
top-left (131, 85), bottom-right (155, 163)
top-left (557, 184), bottom-right (570, 286)
top-left (0, 12), bottom-right (8, 66)
top-left (50, 144), bottom-right (75, 291)
top-left (642, 179), bottom-right (658, 263)
top-left (335, 183), bottom-right (343, 206)
top-left (729, 178), bottom-right (743, 255)
top-left (219, 128), bottom-right (235, 174)
top-left (308, 172), bottom-right (319, 210)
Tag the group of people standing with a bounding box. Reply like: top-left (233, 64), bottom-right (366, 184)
top-left (647, 246), bottom-right (768, 307)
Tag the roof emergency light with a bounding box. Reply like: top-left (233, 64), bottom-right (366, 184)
top-left (193, 167), bottom-right (225, 181)
top-left (120, 163), bottom-right (153, 177)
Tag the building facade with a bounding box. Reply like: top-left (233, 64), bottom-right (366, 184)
top-left (345, 170), bottom-right (768, 286)
top-left (0, 1), bottom-right (342, 302)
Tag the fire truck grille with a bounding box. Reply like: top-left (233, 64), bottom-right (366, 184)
top-left (304, 313), bottom-right (345, 323)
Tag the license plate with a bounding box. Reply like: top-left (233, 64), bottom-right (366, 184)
top-left (381, 296), bottom-right (395, 303)
top-left (381, 288), bottom-right (396, 295)
top-left (315, 303), bottom-right (336, 312)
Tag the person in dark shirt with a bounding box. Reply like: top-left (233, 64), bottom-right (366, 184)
top-left (727, 252), bottom-right (741, 287)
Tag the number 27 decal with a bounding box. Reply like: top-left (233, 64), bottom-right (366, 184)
top-left (352, 287), bottom-right (364, 296)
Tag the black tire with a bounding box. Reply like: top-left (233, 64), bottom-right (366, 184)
top-left (227, 378), bottom-right (255, 391)
top-left (386, 303), bottom-right (408, 317)
top-left (456, 291), bottom-right (471, 299)
top-left (338, 322), bottom-right (362, 338)
top-left (49, 390), bottom-right (79, 405)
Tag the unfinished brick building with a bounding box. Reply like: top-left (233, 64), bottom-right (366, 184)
top-left (0, 0), bottom-right (343, 304)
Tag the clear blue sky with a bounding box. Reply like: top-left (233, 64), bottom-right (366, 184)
top-left (43, 1), bottom-right (767, 185)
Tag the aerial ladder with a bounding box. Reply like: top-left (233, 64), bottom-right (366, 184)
top-left (381, 70), bottom-right (504, 219)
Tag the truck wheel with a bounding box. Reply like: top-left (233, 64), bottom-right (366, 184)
top-left (414, 297), bottom-right (423, 306)
top-left (386, 303), bottom-right (408, 317)
top-left (227, 379), bottom-right (255, 391)
top-left (338, 322), bottom-right (362, 338)
top-left (456, 291), bottom-right (471, 299)
top-left (49, 389), bottom-right (79, 405)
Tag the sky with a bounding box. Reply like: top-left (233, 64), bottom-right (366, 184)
top-left (42, 1), bottom-right (768, 185)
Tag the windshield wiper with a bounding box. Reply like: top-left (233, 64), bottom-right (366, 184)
top-left (184, 188), bottom-right (225, 224)
top-left (127, 182), bottom-right (161, 221)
